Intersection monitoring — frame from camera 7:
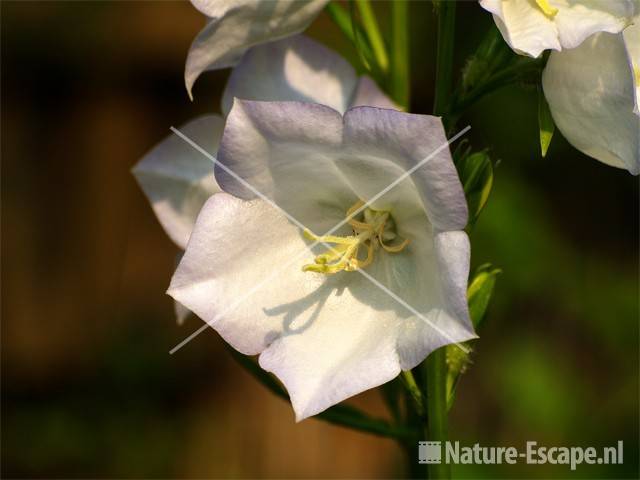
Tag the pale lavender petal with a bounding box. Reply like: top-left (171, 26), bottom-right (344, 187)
top-left (185, 0), bottom-right (328, 98)
top-left (133, 115), bottom-right (223, 249)
top-left (222, 35), bottom-right (358, 115)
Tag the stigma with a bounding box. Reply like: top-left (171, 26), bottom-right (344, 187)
top-left (535, 0), bottom-right (558, 17)
top-left (302, 200), bottom-right (410, 275)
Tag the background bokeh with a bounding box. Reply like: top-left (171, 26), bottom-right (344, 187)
top-left (2, 1), bottom-right (638, 478)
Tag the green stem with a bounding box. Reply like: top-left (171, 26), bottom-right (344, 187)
top-left (426, 2), bottom-right (456, 478)
top-left (425, 347), bottom-right (451, 479)
top-left (451, 57), bottom-right (544, 115)
top-left (400, 370), bottom-right (425, 418)
top-left (433, 0), bottom-right (456, 117)
top-left (355, 0), bottom-right (389, 74)
top-left (390, 0), bottom-right (410, 109)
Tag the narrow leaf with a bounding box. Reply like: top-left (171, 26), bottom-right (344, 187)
top-left (538, 86), bottom-right (555, 157)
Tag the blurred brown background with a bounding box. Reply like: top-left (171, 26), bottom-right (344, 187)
top-left (2, 1), bottom-right (638, 478)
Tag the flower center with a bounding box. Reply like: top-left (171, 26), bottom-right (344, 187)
top-left (535, 0), bottom-right (558, 18)
top-left (302, 200), bottom-right (410, 275)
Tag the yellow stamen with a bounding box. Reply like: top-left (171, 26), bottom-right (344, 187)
top-left (380, 235), bottom-right (411, 253)
top-left (535, 0), bottom-right (558, 18)
top-left (302, 200), bottom-right (410, 275)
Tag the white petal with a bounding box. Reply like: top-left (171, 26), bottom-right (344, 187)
top-left (169, 195), bottom-right (474, 420)
top-left (170, 194), bottom-right (407, 421)
top-left (217, 100), bottom-right (467, 233)
top-left (174, 300), bottom-right (191, 325)
top-left (341, 107), bottom-right (468, 232)
top-left (132, 115), bottom-right (223, 248)
top-left (174, 253), bottom-right (191, 325)
top-left (216, 100), bottom-right (356, 234)
top-left (222, 35), bottom-right (358, 115)
top-left (623, 21), bottom-right (640, 115)
top-left (185, 0), bottom-right (328, 98)
top-left (480, 0), bottom-right (560, 57)
top-left (554, 0), bottom-right (635, 49)
top-left (480, 0), bottom-right (635, 57)
top-left (349, 76), bottom-right (400, 110)
top-left (542, 32), bottom-right (640, 174)
top-left (168, 193), bottom-right (324, 355)
top-left (257, 278), bottom-right (405, 420)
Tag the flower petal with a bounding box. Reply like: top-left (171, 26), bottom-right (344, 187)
top-left (169, 194), bottom-right (408, 421)
top-left (341, 107), bottom-right (468, 232)
top-left (222, 35), bottom-right (358, 115)
top-left (174, 110), bottom-right (475, 419)
top-left (480, 0), bottom-right (635, 57)
top-left (185, 0), bottom-right (328, 98)
top-left (623, 21), bottom-right (640, 115)
top-left (480, 0), bottom-right (560, 57)
top-left (217, 100), bottom-right (467, 232)
top-left (258, 293), bottom-right (404, 421)
top-left (215, 100), bottom-right (356, 233)
top-left (350, 76), bottom-right (400, 110)
top-left (132, 115), bottom-right (223, 248)
top-left (554, 0), bottom-right (636, 50)
top-left (168, 193), bottom-right (325, 355)
top-left (169, 196), bottom-right (474, 420)
top-left (542, 32), bottom-right (639, 174)
top-left (175, 300), bottom-right (191, 325)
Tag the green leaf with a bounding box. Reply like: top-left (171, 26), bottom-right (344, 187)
top-left (538, 86), bottom-right (555, 157)
top-left (456, 150), bottom-right (494, 226)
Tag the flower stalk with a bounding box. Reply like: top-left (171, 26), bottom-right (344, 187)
top-left (433, 0), bottom-right (456, 118)
top-left (390, 0), bottom-right (410, 109)
top-left (426, 1), bottom-right (457, 478)
top-left (426, 347), bottom-right (451, 479)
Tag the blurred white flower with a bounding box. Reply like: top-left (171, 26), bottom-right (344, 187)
top-left (133, 36), bottom-right (396, 322)
top-left (479, 0), bottom-right (637, 57)
top-left (168, 99), bottom-right (476, 420)
top-left (542, 25), bottom-right (639, 174)
top-left (185, 0), bottom-right (328, 98)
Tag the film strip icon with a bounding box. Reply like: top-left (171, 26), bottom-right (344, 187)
top-left (418, 441), bottom-right (442, 464)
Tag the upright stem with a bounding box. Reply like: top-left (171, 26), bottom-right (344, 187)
top-left (425, 348), bottom-right (451, 479)
top-left (426, 2), bottom-right (456, 479)
top-left (433, 0), bottom-right (456, 117)
top-left (390, 0), bottom-right (410, 110)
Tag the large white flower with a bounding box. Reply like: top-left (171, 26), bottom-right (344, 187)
top-left (167, 100), bottom-right (476, 420)
top-left (542, 26), bottom-right (639, 174)
top-left (479, 0), bottom-right (637, 57)
top-left (185, 0), bottom-right (328, 98)
top-left (133, 35), bottom-right (397, 322)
